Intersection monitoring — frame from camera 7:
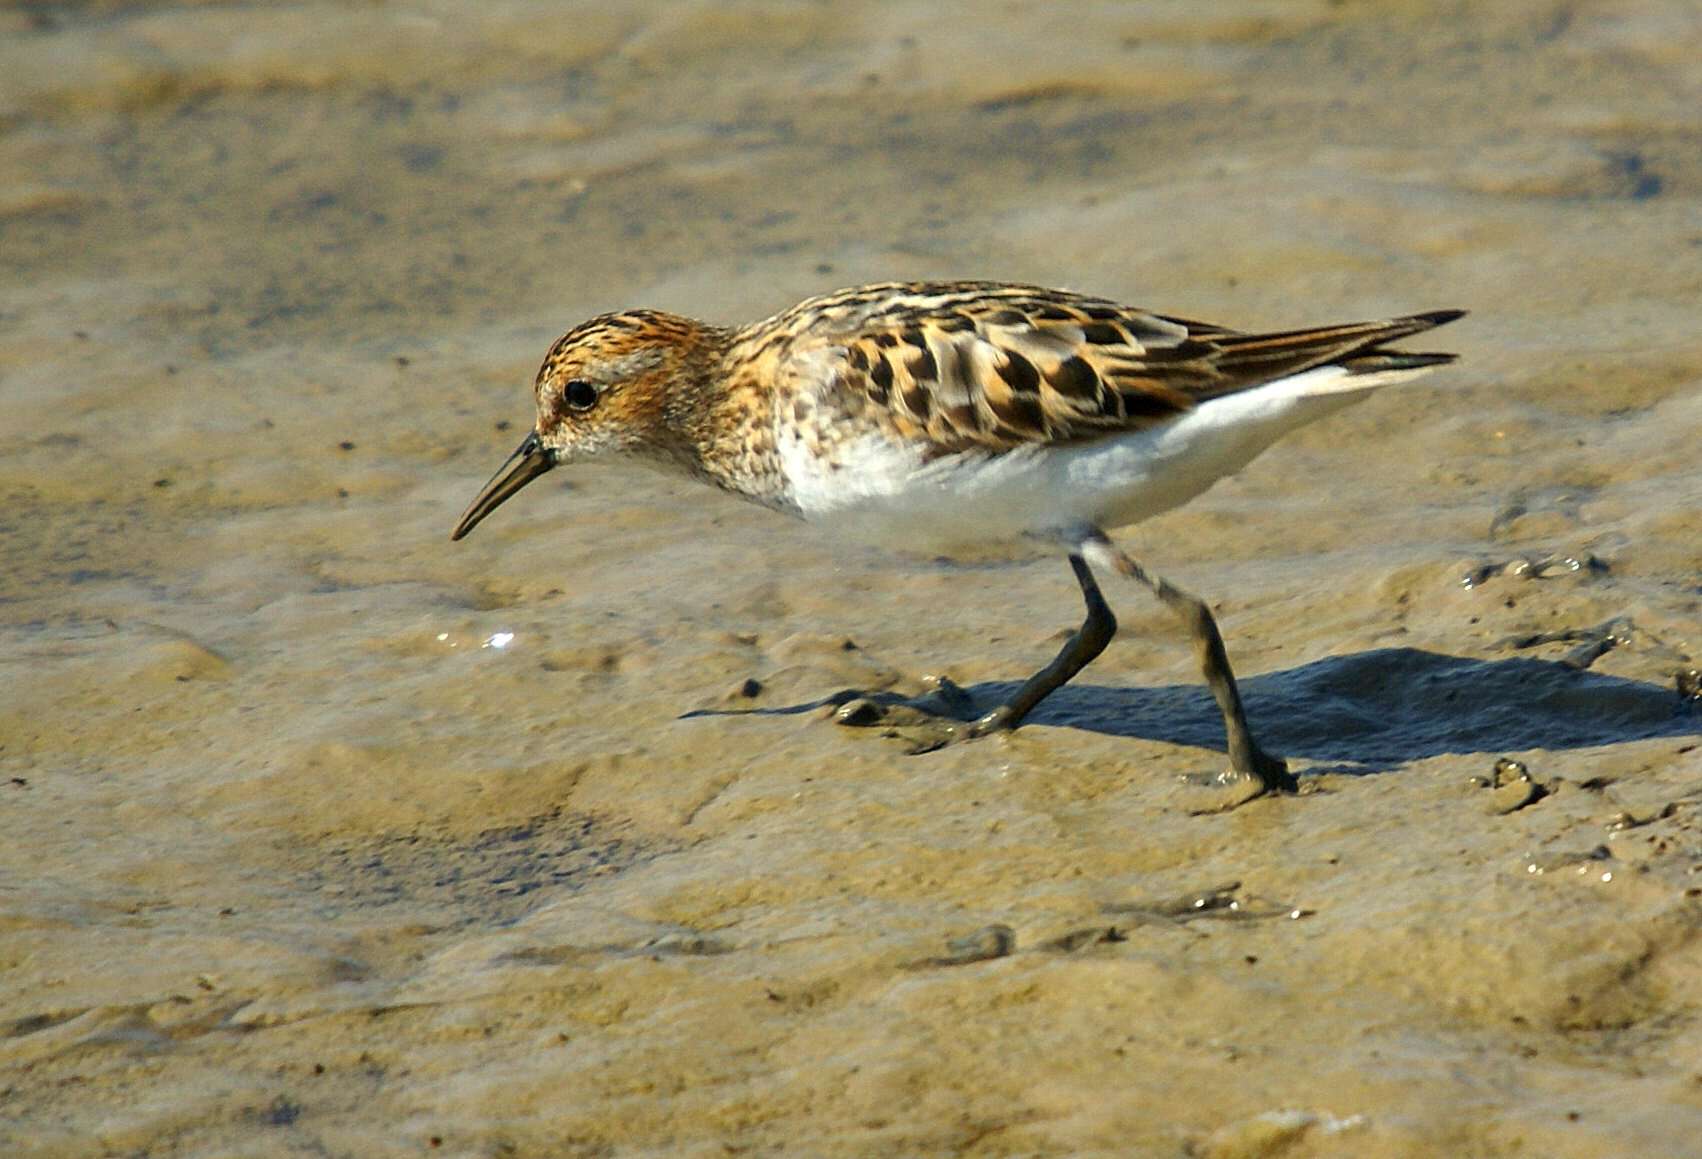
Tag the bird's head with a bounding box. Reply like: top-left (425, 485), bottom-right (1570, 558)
top-left (450, 310), bottom-right (718, 540)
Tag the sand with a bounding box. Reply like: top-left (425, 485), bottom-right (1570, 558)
top-left (3, 1), bottom-right (1701, 1155)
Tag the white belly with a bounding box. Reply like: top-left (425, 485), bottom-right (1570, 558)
top-left (775, 365), bottom-right (1409, 553)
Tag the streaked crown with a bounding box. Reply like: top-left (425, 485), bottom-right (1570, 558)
top-left (530, 309), bottom-right (720, 463)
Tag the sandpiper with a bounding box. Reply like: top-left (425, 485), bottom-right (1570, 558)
top-left (452, 281), bottom-right (1463, 796)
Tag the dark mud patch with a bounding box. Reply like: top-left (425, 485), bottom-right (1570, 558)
top-left (304, 807), bottom-right (665, 929)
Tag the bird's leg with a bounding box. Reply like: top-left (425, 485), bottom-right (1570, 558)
top-left (1081, 533), bottom-right (1294, 794)
top-left (970, 553), bottom-right (1117, 736)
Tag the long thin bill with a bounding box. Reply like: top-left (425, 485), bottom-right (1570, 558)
top-left (449, 431), bottom-right (556, 541)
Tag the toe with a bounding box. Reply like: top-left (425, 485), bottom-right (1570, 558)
top-left (967, 706), bottom-right (1015, 738)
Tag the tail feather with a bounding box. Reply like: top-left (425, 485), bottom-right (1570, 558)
top-left (1340, 349), bottom-right (1458, 375)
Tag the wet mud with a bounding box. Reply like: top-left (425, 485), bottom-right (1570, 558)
top-left (3, 2), bottom-right (1702, 1156)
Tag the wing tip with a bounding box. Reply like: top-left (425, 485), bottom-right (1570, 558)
top-left (1402, 308), bottom-right (1468, 329)
top-left (1345, 309), bottom-right (1465, 373)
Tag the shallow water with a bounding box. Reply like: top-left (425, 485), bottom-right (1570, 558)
top-left (3, 2), bottom-right (1701, 1156)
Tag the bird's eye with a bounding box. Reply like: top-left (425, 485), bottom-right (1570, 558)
top-left (563, 379), bottom-right (598, 412)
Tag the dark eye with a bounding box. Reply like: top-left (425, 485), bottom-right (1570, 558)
top-left (563, 379), bottom-right (598, 411)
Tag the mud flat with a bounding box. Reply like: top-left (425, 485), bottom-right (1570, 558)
top-left (2, 2), bottom-right (1700, 1155)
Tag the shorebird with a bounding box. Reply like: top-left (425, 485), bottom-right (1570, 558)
top-left (452, 281), bottom-right (1463, 796)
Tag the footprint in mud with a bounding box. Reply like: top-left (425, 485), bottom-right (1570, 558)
top-left (906, 884), bottom-right (1314, 970)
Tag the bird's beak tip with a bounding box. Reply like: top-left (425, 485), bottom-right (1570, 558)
top-left (449, 431), bottom-right (555, 542)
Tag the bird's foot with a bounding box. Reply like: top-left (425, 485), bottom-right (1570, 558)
top-left (966, 703), bottom-right (1017, 738)
top-left (1180, 747), bottom-right (1296, 812)
top-left (830, 677), bottom-right (995, 754)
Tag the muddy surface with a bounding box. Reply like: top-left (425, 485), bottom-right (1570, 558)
top-left (3, 2), bottom-right (1701, 1156)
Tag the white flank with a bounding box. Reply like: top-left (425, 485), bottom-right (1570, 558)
top-left (778, 362), bottom-right (1445, 553)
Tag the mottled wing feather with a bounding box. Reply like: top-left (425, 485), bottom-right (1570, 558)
top-left (766, 282), bottom-right (1456, 457)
